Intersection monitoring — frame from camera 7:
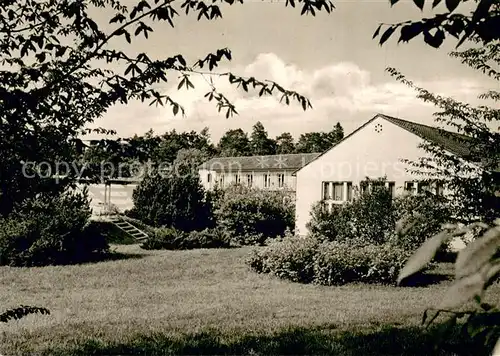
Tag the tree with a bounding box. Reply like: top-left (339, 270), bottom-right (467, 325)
top-left (250, 121), bottom-right (277, 156)
top-left (377, 0), bottom-right (500, 353)
top-left (173, 148), bottom-right (212, 175)
top-left (295, 132), bottom-right (327, 153)
top-left (375, 0), bottom-right (499, 225)
top-left (153, 129), bottom-right (215, 163)
top-left (125, 129), bottom-right (161, 163)
top-left (275, 132), bottom-right (295, 154)
top-left (217, 128), bottom-right (251, 157)
top-left (132, 149), bottom-right (213, 231)
top-left (373, 0), bottom-right (499, 48)
top-left (294, 122), bottom-right (344, 153)
top-left (0, 0), bottom-right (333, 216)
top-left (330, 122), bottom-right (344, 142)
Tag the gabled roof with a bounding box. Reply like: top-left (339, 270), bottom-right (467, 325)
top-left (198, 153), bottom-right (321, 172)
top-left (382, 115), bottom-right (472, 158)
top-left (293, 113), bottom-right (475, 175)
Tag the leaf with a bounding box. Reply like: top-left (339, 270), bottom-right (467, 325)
top-left (492, 337), bottom-right (500, 356)
top-left (379, 26), bottom-right (396, 45)
top-left (455, 225), bottom-right (500, 279)
top-left (300, 3), bottom-right (308, 15)
top-left (55, 46), bottom-right (67, 58)
top-left (438, 270), bottom-right (485, 309)
top-left (423, 29), bottom-right (445, 48)
top-left (124, 64), bottom-right (134, 76)
top-left (445, 0), bottom-right (460, 12)
top-left (484, 260), bottom-right (500, 288)
top-left (422, 309), bottom-right (429, 325)
top-left (413, 0), bottom-right (425, 10)
top-left (399, 22), bottom-right (424, 43)
top-left (397, 230), bottom-right (451, 284)
top-left (373, 24), bottom-right (382, 39)
top-left (177, 76), bottom-right (187, 90)
top-left (125, 31), bottom-right (131, 44)
top-left (173, 104), bottom-right (179, 116)
top-left (36, 52), bottom-right (47, 63)
top-left (390, 0), bottom-right (400, 5)
top-left (109, 13), bottom-right (126, 24)
top-left (432, 0), bottom-right (442, 7)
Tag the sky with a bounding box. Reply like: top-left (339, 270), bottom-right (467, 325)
top-left (88, 0), bottom-right (499, 142)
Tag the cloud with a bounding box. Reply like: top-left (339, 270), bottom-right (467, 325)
top-left (94, 52), bottom-right (488, 141)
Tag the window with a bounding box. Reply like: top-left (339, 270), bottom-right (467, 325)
top-left (322, 182), bottom-right (331, 200)
top-left (234, 174), bottom-right (240, 184)
top-left (346, 182), bottom-right (353, 201)
top-left (278, 174), bottom-right (285, 188)
top-left (371, 181), bottom-right (386, 191)
top-left (418, 182), bottom-right (431, 194)
top-left (219, 174), bottom-right (224, 186)
top-left (360, 180), bottom-right (369, 194)
top-left (332, 183), bottom-right (344, 201)
top-left (404, 181), bottom-right (417, 195)
top-left (322, 181), bottom-right (352, 202)
top-left (264, 174), bottom-right (270, 188)
top-left (388, 182), bottom-right (396, 197)
top-left (247, 174), bottom-right (253, 187)
top-left (418, 181), bottom-right (445, 195)
top-left (361, 180), bottom-right (396, 196)
top-left (207, 173), bottom-right (211, 183)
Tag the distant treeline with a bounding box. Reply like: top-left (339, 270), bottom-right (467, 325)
top-left (72, 121), bottom-right (344, 178)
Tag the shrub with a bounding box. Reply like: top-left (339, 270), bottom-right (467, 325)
top-left (307, 202), bottom-right (354, 243)
top-left (247, 234), bottom-right (318, 283)
top-left (391, 193), bottom-right (451, 251)
top-left (247, 236), bottom-right (411, 285)
top-left (307, 180), bottom-right (396, 244)
top-left (141, 227), bottom-right (230, 250)
top-left (0, 190), bottom-right (109, 266)
top-left (313, 242), bottom-right (412, 285)
top-left (131, 169), bottom-right (214, 232)
top-left (214, 185), bottom-right (295, 246)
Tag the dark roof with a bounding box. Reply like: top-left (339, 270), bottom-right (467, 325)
top-left (381, 115), bottom-right (472, 158)
top-left (199, 153), bottom-right (321, 172)
top-left (293, 113), bottom-right (475, 175)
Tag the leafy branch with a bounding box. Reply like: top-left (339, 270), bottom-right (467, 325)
top-left (374, 0), bottom-right (499, 48)
top-left (0, 305), bottom-right (50, 323)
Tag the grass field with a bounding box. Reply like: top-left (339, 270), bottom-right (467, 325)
top-left (1, 244), bottom-right (499, 355)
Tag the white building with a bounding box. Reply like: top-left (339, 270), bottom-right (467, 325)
top-left (293, 114), bottom-right (476, 236)
top-left (198, 153), bottom-right (321, 192)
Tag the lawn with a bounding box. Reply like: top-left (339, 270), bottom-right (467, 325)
top-left (1, 244), bottom-right (498, 355)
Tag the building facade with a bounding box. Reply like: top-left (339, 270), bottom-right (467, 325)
top-left (198, 153), bottom-right (321, 192)
top-left (293, 114), bottom-right (474, 236)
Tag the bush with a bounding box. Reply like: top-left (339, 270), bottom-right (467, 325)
top-left (313, 242), bottom-right (411, 285)
top-left (391, 193), bottom-right (451, 251)
top-left (307, 181), bottom-right (396, 244)
top-left (131, 169), bottom-right (214, 232)
top-left (247, 235), bottom-right (411, 286)
top-left (306, 203), bottom-right (354, 243)
top-left (0, 190), bottom-right (109, 267)
top-left (307, 179), bottom-right (452, 251)
top-left (141, 227), bottom-right (230, 250)
top-left (214, 185), bottom-right (295, 246)
top-left (247, 234), bottom-right (318, 283)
